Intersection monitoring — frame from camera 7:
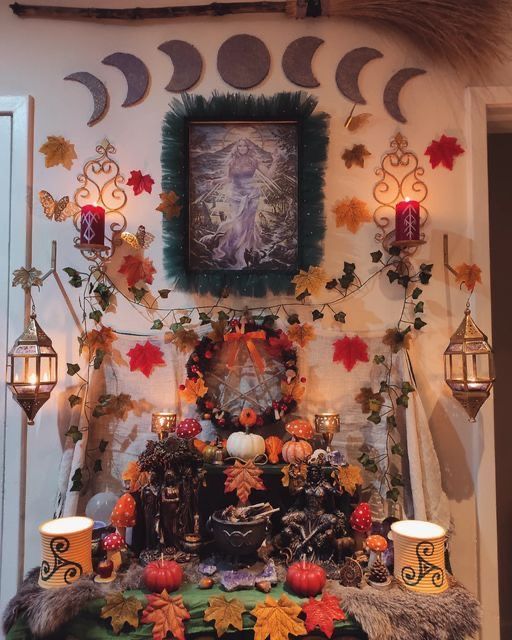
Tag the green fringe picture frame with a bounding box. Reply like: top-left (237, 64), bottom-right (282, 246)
top-left (161, 91), bottom-right (329, 297)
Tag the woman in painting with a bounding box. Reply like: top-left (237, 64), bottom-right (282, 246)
top-left (211, 138), bottom-right (274, 269)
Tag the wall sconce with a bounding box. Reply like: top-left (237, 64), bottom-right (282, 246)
top-left (151, 412), bottom-right (177, 440)
top-left (314, 413), bottom-right (340, 450)
top-left (444, 301), bottom-right (495, 421)
top-left (6, 306), bottom-right (58, 425)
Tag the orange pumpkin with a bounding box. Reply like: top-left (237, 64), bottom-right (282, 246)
top-left (282, 439), bottom-right (313, 464)
top-left (265, 435), bottom-right (283, 464)
top-left (239, 408), bottom-right (257, 428)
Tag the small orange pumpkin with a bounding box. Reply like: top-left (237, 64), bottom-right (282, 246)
top-left (282, 439), bottom-right (313, 464)
top-left (239, 408), bottom-right (257, 428)
top-left (265, 435), bottom-right (283, 464)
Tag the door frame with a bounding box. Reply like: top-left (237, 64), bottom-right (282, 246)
top-left (0, 95), bottom-right (34, 616)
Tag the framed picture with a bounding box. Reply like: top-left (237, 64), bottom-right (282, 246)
top-left (161, 92), bottom-right (328, 297)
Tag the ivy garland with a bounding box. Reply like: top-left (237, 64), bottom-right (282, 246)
top-left (181, 316), bottom-right (305, 430)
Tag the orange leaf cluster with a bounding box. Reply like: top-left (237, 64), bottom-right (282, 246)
top-left (39, 135), bottom-right (77, 170)
top-left (141, 591), bottom-right (190, 640)
top-left (156, 191), bottom-right (182, 219)
top-left (250, 594), bottom-right (306, 640)
top-left (118, 255), bottom-right (157, 288)
top-left (455, 262), bottom-right (482, 292)
top-left (84, 325), bottom-right (117, 355)
top-left (280, 380), bottom-right (306, 402)
top-left (224, 460), bottom-right (265, 504)
top-left (291, 266), bottom-right (327, 297)
top-left (333, 197), bottom-right (372, 233)
top-left (332, 464), bottom-right (363, 496)
top-left (204, 596), bottom-right (246, 637)
top-left (122, 460), bottom-right (150, 492)
top-left (287, 323), bottom-right (315, 348)
top-left (165, 328), bottom-right (199, 353)
top-left (179, 377), bottom-right (208, 403)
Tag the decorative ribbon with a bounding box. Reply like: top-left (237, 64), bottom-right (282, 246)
top-left (224, 325), bottom-right (266, 374)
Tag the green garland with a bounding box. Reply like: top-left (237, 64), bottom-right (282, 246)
top-left (160, 91), bottom-right (329, 297)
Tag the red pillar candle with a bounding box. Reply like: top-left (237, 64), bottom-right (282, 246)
top-left (79, 205), bottom-right (106, 249)
top-left (395, 199), bottom-right (420, 243)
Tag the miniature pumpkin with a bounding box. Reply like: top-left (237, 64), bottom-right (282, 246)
top-left (202, 442), bottom-right (218, 463)
top-left (265, 435), bottom-right (283, 464)
top-left (239, 407), bottom-right (257, 428)
top-left (282, 439), bottom-right (313, 464)
top-left (143, 559), bottom-right (183, 593)
top-left (226, 431), bottom-right (265, 461)
top-left (286, 560), bottom-right (326, 596)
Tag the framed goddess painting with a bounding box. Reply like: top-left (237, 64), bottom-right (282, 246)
top-left (161, 92), bottom-right (328, 297)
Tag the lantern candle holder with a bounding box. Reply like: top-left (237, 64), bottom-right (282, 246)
top-left (151, 412), bottom-right (177, 440)
top-left (391, 519), bottom-right (448, 594)
top-left (314, 413), bottom-right (340, 451)
top-left (39, 516), bottom-right (94, 588)
top-left (6, 307), bottom-right (58, 424)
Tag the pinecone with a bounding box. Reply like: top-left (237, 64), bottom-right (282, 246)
top-left (369, 559), bottom-right (389, 584)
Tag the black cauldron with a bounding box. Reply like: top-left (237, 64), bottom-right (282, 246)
top-left (208, 510), bottom-right (269, 558)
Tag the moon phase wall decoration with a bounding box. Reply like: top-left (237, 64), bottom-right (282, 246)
top-left (335, 47), bottom-right (384, 105)
top-left (63, 72), bottom-right (109, 126)
top-left (158, 40), bottom-right (203, 92)
top-left (217, 34), bottom-right (270, 89)
top-left (102, 52), bottom-right (150, 107)
top-left (282, 37), bottom-right (324, 88)
top-left (383, 68), bottom-right (427, 123)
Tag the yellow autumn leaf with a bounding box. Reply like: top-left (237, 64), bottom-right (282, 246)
top-left (179, 377), bottom-right (208, 403)
top-left (280, 380), bottom-right (306, 402)
top-left (156, 191), bottom-right (182, 219)
top-left (100, 591), bottom-right (143, 635)
top-left (204, 596), bottom-right (246, 637)
top-left (165, 328), bottom-right (199, 353)
top-left (333, 464), bottom-right (363, 496)
top-left (251, 594), bottom-right (306, 640)
top-left (292, 266), bottom-right (327, 297)
top-left (333, 197), bottom-right (372, 233)
top-left (287, 323), bottom-right (315, 348)
top-left (39, 135), bottom-right (77, 170)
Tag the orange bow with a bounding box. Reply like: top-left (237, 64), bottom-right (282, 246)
top-left (224, 326), bottom-right (266, 374)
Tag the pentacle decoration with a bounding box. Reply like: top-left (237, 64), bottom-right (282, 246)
top-left (181, 318), bottom-right (306, 431)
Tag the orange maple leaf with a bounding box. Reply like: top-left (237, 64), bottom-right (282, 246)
top-left (141, 591), bottom-right (190, 640)
top-left (251, 594), bottom-right (306, 640)
top-left (454, 262), bottom-right (482, 292)
top-left (83, 325), bottom-right (117, 355)
top-left (224, 460), bottom-right (265, 504)
top-left (156, 191), bottom-right (182, 219)
top-left (179, 377), bottom-right (208, 403)
top-left (333, 197), bottom-right (372, 233)
top-left (332, 465), bottom-right (363, 496)
top-left (122, 460), bottom-right (150, 492)
top-left (291, 266), bottom-right (327, 297)
top-left (280, 380), bottom-right (305, 402)
top-left (287, 323), bottom-right (315, 348)
top-left (118, 255), bottom-right (157, 288)
top-left (39, 135), bottom-right (77, 170)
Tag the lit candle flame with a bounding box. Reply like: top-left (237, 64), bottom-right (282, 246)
top-left (28, 373), bottom-right (38, 385)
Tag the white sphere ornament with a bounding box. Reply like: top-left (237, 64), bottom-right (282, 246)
top-left (85, 491), bottom-right (119, 524)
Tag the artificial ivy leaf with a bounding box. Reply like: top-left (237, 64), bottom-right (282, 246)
top-left (391, 473), bottom-right (404, 487)
top-left (414, 301), bottom-right (424, 314)
top-left (218, 311), bottom-right (230, 322)
top-left (224, 460), bottom-right (265, 504)
top-left (100, 591), bottom-right (143, 635)
top-left (312, 309), bottom-right (324, 321)
top-left (339, 274), bottom-right (354, 289)
top-left (386, 415), bottom-right (397, 428)
top-left (414, 317), bottom-right (427, 330)
top-left (398, 275), bottom-right (410, 288)
top-left (199, 312), bottom-right (211, 325)
top-left (355, 387), bottom-right (384, 413)
top-left (325, 278), bottom-right (338, 290)
top-left (387, 270), bottom-right (400, 283)
top-left (65, 425), bottom-right (82, 444)
top-left (89, 309), bottom-right (103, 323)
top-left (391, 442), bottom-right (405, 456)
top-left (412, 287), bottom-right (423, 299)
top-left (370, 250), bottom-right (383, 263)
top-left (358, 452), bottom-right (378, 473)
top-left (94, 283), bottom-right (112, 311)
top-left (388, 245), bottom-right (401, 256)
top-left (158, 289), bottom-right (171, 299)
top-left (343, 262), bottom-right (356, 274)
top-left (374, 355), bottom-right (385, 365)
top-left (379, 381), bottom-right (388, 393)
top-left (204, 596), bottom-right (246, 637)
top-left (386, 487), bottom-right (400, 502)
top-left (396, 394), bottom-right (409, 408)
top-left (419, 271), bottom-right (432, 285)
top-left (402, 382), bottom-right (415, 394)
top-left (251, 594), bottom-right (306, 640)
top-left (68, 394), bottom-right (82, 408)
top-left (129, 286), bottom-right (148, 303)
top-left (420, 263), bottom-right (433, 273)
top-left (70, 467), bottom-right (83, 492)
top-left (170, 322), bottom-right (183, 333)
top-left (63, 267), bottom-right (83, 288)
top-left (287, 313), bottom-right (300, 325)
top-left (94, 459), bottom-right (102, 473)
top-left (179, 315), bottom-right (192, 325)
top-left (93, 349), bottom-right (105, 369)
top-left (263, 314), bottom-right (279, 327)
top-left (141, 591), bottom-right (190, 640)
top-left (67, 362), bottom-right (80, 376)
top-left (151, 320), bottom-right (164, 330)
top-left (367, 411), bottom-right (382, 424)
top-left (99, 439), bottom-right (109, 453)
top-left (334, 311), bottom-right (346, 323)
top-left (296, 290), bottom-right (311, 302)
top-left (302, 593), bottom-right (345, 638)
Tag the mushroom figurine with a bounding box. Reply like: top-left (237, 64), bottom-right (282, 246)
top-left (349, 502), bottom-right (372, 550)
top-left (365, 534), bottom-right (388, 567)
top-left (102, 532), bottom-right (126, 572)
top-left (285, 418), bottom-right (314, 441)
top-left (110, 492), bottom-right (136, 538)
top-left (176, 418), bottom-right (202, 443)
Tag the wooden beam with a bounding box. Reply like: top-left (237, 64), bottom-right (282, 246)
top-left (10, 1), bottom-right (289, 21)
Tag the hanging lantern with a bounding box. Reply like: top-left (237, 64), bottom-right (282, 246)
top-left (444, 302), bottom-right (495, 421)
top-left (6, 308), bottom-right (58, 424)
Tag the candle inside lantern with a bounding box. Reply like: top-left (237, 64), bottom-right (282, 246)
top-left (151, 411), bottom-right (177, 440)
top-left (395, 198), bottom-right (420, 243)
top-left (79, 204), bottom-right (106, 249)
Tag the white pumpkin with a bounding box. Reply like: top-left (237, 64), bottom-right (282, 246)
top-left (226, 431), bottom-right (265, 461)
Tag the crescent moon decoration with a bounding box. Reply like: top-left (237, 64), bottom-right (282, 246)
top-left (335, 47), bottom-right (384, 105)
top-left (158, 40), bottom-right (203, 92)
top-left (217, 34), bottom-right (270, 89)
top-left (102, 52), bottom-right (149, 107)
top-left (282, 36), bottom-right (324, 88)
top-left (64, 72), bottom-right (109, 127)
top-left (383, 67), bottom-right (427, 123)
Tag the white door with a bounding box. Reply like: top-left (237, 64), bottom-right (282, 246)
top-left (0, 96), bottom-right (34, 624)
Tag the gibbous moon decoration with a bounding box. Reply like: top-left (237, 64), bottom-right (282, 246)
top-left (217, 34), bottom-right (270, 89)
top-left (158, 40), bottom-right (203, 92)
top-left (383, 67), bottom-right (426, 123)
top-left (282, 37), bottom-right (324, 88)
top-left (102, 52), bottom-right (149, 107)
top-left (64, 72), bottom-right (109, 126)
top-left (335, 47), bottom-right (384, 104)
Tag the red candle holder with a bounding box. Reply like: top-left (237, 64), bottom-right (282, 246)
top-left (393, 199), bottom-right (425, 248)
top-left (78, 204), bottom-right (107, 250)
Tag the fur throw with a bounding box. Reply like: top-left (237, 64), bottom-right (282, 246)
top-left (330, 578), bottom-right (481, 640)
top-left (3, 563), bottom-right (144, 638)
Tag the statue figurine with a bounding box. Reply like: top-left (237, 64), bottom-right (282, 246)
top-left (275, 462), bottom-right (351, 562)
top-left (160, 469), bottom-right (180, 547)
top-left (141, 471), bottom-right (161, 550)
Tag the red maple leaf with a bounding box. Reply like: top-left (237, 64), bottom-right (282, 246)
top-left (127, 169), bottom-right (155, 195)
top-left (127, 341), bottom-right (165, 377)
top-left (302, 593), bottom-right (346, 638)
top-left (118, 255), bottom-right (157, 287)
top-left (425, 135), bottom-right (464, 170)
top-left (333, 336), bottom-right (369, 372)
top-left (266, 330), bottom-right (293, 358)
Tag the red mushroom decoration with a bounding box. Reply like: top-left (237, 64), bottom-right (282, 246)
top-left (111, 493), bottom-right (136, 538)
top-left (285, 418), bottom-right (314, 440)
top-left (176, 418), bottom-right (202, 440)
top-left (102, 532), bottom-right (126, 572)
top-left (350, 502), bottom-right (372, 533)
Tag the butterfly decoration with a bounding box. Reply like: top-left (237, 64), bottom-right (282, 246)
top-left (121, 225), bottom-right (155, 250)
top-left (39, 190), bottom-right (80, 221)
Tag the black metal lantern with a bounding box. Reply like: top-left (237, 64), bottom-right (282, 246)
top-left (6, 309), bottom-right (58, 424)
top-left (444, 302), bottom-right (495, 421)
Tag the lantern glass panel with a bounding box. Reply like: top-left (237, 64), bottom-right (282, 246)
top-left (448, 353), bottom-right (464, 380)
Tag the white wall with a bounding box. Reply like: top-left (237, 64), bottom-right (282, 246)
top-left (0, 0), bottom-right (506, 634)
